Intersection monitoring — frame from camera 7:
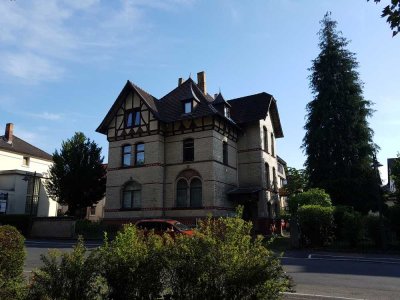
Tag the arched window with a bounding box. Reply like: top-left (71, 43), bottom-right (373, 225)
top-left (122, 145), bottom-right (132, 167)
top-left (183, 138), bottom-right (194, 162)
top-left (176, 179), bottom-right (188, 207)
top-left (265, 163), bottom-right (270, 189)
top-left (122, 181), bottom-right (141, 209)
top-left (190, 178), bottom-right (202, 207)
top-left (272, 167), bottom-right (277, 188)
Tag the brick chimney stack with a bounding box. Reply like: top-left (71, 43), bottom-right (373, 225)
top-left (197, 71), bottom-right (206, 94)
top-left (178, 77), bottom-right (184, 86)
top-left (5, 123), bottom-right (14, 143)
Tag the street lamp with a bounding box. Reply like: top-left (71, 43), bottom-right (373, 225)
top-left (372, 155), bottom-right (386, 250)
top-left (22, 171), bottom-right (37, 216)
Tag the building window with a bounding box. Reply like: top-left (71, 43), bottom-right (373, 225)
top-left (278, 163), bottom-right (284, 174)
top-left (176, 178), bottom-right (203, 208)
top-left (90, 206), bottom-right (96, 216)
top-left (184, 100), bottom-right (192, 114)
top-left (183, 139), bottom-right (194, 162)
top-left (271, 133), bottom-right (275, 156)
top-left (122, 145), bottom-right (132, 167)
top-left (223, 141), bottom-right (228, 165)
top-left (265, 163), bottom-right (270, 189)
top-left (122, 181), bottom-right (141, 209)
top-left (22, 156), bottom-right (30, 166)
top-left (224, 106), bottom-right (231, 118)
top-left (176, 179), bottom-right (188, 207)
top-left (263, 127), bottom-right (268, 153)
top-left (272, 167), bottom-right (277, 189)
top-left (126, 109), bottom-right (141, 128)
top-left (190, 178), bottom-right (202, 207)
top-left (135, 143), bottom-right (145, 166)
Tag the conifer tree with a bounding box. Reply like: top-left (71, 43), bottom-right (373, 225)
top-left (303, 13), bottom-right (378, 213)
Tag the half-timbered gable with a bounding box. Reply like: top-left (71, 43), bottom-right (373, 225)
top-left (97, 71), bottom-right (286, 234)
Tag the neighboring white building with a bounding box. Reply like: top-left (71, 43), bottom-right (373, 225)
top-left (388, 158), bottom-right (397, 194)
top-left (0, 123), bottom-right (58, 216)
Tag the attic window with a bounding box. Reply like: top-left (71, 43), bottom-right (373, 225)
top-left (126, 109), bottom-right (141, 128)
top-left (184, 100), bottom-right (192, 114)
top-left (224, 106), bottom-right (231, 118)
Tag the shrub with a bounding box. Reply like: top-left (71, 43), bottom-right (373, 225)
top-left (363, 215), bottom-right (388, 247)
top-left (100, 225), bottom-right (165, 300)
top-left (385, 205), bottom-right (400, 239)
top-left (29, 237), bottom-right (109, 300)
top-left (0, 225), bottom-right (27, 299)
top-left (341, 211), bottom-right (363, 247)
top-left (165, 216), bottom-right (292, 299)
top-left (298, 205), bottom-right (334, 247)
top-left (288, 188), bottom-right (332, 214)
top-left (333, 205), bottom-right (353, 240)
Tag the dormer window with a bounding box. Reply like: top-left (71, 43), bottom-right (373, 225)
top-left (184, 100), bottom-right (192, 114)
top-left (126, 109), bottom-right (141, 128)
top-left (224, 106), bottom-right (231, 118)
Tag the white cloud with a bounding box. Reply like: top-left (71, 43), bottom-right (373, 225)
top-left (28, 112), bottom-right (63, 121)
top-left (0, 0), bottom-right (195, 84)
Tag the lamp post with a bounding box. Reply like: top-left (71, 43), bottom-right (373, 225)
top-left (372, 155), bottom-right (386, 250)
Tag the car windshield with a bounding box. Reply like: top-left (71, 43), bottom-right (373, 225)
top-left (174, 222), bottom-right (190, 231)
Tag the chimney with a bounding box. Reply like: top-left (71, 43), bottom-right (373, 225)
top-left (5, 123), bottom-right (14, 143)
top-left (197, 71), bottom-right (206, 94)
top-left (178, 77), bottom-right (184, 86)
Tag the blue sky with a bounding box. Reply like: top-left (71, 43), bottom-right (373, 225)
top-left (0, 0), bottom-right (399, 182)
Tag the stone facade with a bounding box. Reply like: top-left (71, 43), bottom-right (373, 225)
top-left (97, 72), bottom-right (286, 233)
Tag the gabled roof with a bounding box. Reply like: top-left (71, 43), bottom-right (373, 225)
top-left (96, 80), bottom-right (160, 134)
top-left (96, 77), bottom-right (283, 137)
top-left (0, 135), bottom-right (52, 161)
top-left (213, 92), bottom-right (231, 107)
top-left (157, 78), bottom-right (220, 122)
top-left (228, 92), bottom-right (284, 138)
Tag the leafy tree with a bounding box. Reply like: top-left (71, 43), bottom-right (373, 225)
top-left (288, 188), bottom-right (332, 214)
top-left (284, 167), bottom-right (308, 196)
top-left (46, 132), bottom-right (106, 217)
top-left (303, 13), bottom-right (378, 213)
top-left (369, 0), bottom-right (400, 36)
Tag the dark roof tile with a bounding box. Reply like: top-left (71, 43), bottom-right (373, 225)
top-left (0, 135), bottom-right (52, 161)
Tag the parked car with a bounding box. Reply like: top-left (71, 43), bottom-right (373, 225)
top-left (135, 219), bottom-right (194, 237)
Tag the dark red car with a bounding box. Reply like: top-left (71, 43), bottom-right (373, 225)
top-left (135, 219), bottom-right (194, 237)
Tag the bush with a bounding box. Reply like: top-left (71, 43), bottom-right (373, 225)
top-left (100, 225), bottom-right (165, 300)
top-left (29, 237), bottom-right (109, 300)
top-left (0, 225), bottom-right (27, 299)
top-left (333, 205), bottom-right (363, 247)
top-left (165, 216), bottom-right (292, 299)
top-left (298, 205), bottom-right (334, 247)
top-left (385, 205), bottom-right (400, 239)
top-left (288, 188), bottom-right (332, 214)
top-left (363, 214), bottom-right (389, 247)
top-left (0, 215), bottom-right (31, 235)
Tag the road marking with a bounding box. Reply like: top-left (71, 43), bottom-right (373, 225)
top-left (283, 292), bottom-right (365, 300)
top-left (307, 254), bottom-right (400, 265)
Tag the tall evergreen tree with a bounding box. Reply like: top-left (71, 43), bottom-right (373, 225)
top-left (303, 13), bottom-right (378, 213)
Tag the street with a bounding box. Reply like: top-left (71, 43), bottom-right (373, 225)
top-left (24, 240), bottom-right (400, 300)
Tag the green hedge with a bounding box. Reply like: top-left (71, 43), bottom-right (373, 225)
top-left (0, 215), bottom-right (31, 235)
top-left (0, 225), bottom-right (27, 299)
top-left (298, 205), bottom-right (334, 247)
top-left (288, 188), bottom-right (332, 214)
top-left (29, 215), bottom-right (292, 300)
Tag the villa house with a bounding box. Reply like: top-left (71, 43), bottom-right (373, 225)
top-left (0, 123), bottom-right (58, 216)
top-left (97, 71), bottom-right (286, 233)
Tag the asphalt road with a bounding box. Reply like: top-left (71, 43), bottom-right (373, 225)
top-left (24, 240), bottom-right (400, 300)
top-left (282, 251), bottom-right (400, 300)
